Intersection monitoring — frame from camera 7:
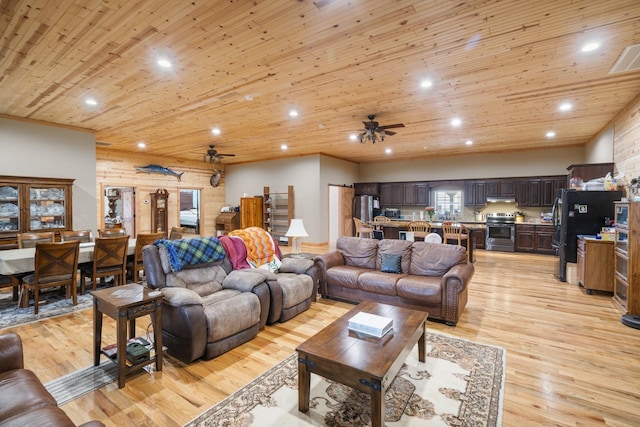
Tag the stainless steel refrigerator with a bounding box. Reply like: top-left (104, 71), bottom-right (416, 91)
top-left (352, 195), bottom-right (381, 224)
top-left (552, 189), bottom-right (622, 281)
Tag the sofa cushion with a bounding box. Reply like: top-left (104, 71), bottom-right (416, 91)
top-left (336, 236), bottom-right (379, 269)
top-left (409, 242), bottom-right (467, 276)
top-left (380, 253), bottom-right (402, 273)
top-left (358, 271), bottom-right (404, 296)
top-left (279, 258), bottom-right (314, 274)
top-left (0, 369), bottom-right (58, 422)
top-left (326, 265), bottom-right (369, 289)
top-left (376, 239), bottom-right (413, 273)
top-left (276, 273), bottom-right (314, 309)
top-left (396, 275), bottom-right (443, 304)
top-left (166, 265), bottom-right (226, 297)
top-left (203, 292), bottom-right (260, 342)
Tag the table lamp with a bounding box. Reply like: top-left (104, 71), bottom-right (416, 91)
top-left (285, 218), bottom-right (308, 255)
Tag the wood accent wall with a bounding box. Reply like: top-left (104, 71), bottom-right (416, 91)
top-left (614, 94), bottom-right (640, 189)
top-left (96, 148), bottom-right (225, 236)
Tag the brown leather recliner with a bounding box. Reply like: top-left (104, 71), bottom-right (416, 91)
top-left (0, 333), bottom-right (104, 427)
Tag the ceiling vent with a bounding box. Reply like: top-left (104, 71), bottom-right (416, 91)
top-left (609, 43), bottom-right (640, 74)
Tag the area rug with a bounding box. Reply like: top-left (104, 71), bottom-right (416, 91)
top-left (0, 290), bottom-right (93, 330)
top-left (185, 332), bottom-right (506, 427)
top-left (44, 361), bottom-right (117, 406)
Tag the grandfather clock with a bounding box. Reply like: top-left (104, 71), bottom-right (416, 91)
top-left (150, 189), bottom-right (169, 234)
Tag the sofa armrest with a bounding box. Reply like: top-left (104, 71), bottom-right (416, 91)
top-left (0, 332), bottom-right (23, 372)
top-left (443, 262), bottom-right (475, 293)
top-left (314, 251), bottom-right (345, 295)
top-left (160, 287), bottom-right (204, 307)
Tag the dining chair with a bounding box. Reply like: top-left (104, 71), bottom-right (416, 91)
top-left (372, 216), bottom-right (391, 239)
top-left (408, 220), bottom-right (431, 241)
top-left (442, 223), bottom-right (470, 259)
top-left (60, 229), bottom-right (92, 243)
top-left (17, 232), bottom-right (55, 248)
top-left (127, 232), bottom-right (164, 283)
top-left (0, 275), bottom-right (20, 301)
top-left (169, 226), bottom-right (184, 240)
top-left (20, 241), bottom-right (80, 314)
top-left (79, 235), bottom-right (129, 294)
top-left (98, 228), bottom-right (127, 237)
top-left (353, 217), bottom-right (374, 238)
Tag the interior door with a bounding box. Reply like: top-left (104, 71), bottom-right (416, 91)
top-left (328, 185), bottom-right (354, 248)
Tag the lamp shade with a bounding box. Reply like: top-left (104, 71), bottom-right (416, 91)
top-left (285, 219), bottom-right (308, 237)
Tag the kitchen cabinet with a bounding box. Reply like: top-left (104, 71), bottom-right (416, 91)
top-left (515, 224), bottom-right (555, 254)
top-left (474, 227), bottom-right (486, 249)
top-left (380, 183), bottom-right (404, 206)
top-left (541, 176), bottom-right (566, 206)
top-left (486, 179), bottom-right (516, 198)
top-left (0, 175), bottom-right (74, 249)
top-left (577, 237), bottom-right (614, 294)
top-left (354, 182), bottom-right (379, 196)
top-left (240, 196), bottom-right (263, 229)
top-left (614, 202), bottom-right (640, 314)
top-left (464, 181), bottom-right (486, 207)
top-left (516, 179), bottom-right (541, 207)
top-left (567, 163), bottom-right (613, 184)
top-left (402, 182), bottom-right (429, 206)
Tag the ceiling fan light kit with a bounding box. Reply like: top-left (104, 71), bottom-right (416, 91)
top-left (203, 144), bottom-right (236, 163)
top-left (359, 115), bottom-right (404, 144)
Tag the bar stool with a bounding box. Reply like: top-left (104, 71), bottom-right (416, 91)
top-left (442, 223), bottom-right (470, 259)
top-left (353, 217), bottom-right (374, 238)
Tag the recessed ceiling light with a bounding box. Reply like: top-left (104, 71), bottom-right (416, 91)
top-left (420, 79), bottom-right (433, 88)
top-left (581, 42), bottom-right (600, 52)
top-left (84, 98), bottom-right (98, 106)
top-left (137, 142), bottom-right (146, 149)
top-left (281, 144), bottom-right (288, 150)
top-left (546, 131), bottom-right (556, 138)
top-left (558, 102), bottom-right (572, 112)
top-left (245, 95), bottom-right (254, 101)
top-left (385, 148), bottom-right (392, 154)
top-left (211, 127), bottom-right (221, 136)
top-left (451, 117), bottom-right (462, 127)
top-left (157, 57), bottom-right (172, 68)
top-left (289, 109), bottom-right (299, 118)
top-left (465, 140), bottom-right (473, 145)
top-left (350, 134), bottom-right (358, 141)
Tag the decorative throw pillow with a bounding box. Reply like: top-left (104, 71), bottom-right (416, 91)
top-left (381, 253), bottom-right (402, 274)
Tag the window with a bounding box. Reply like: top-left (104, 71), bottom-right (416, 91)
top-left (433, 190), bottom-right (462, 220)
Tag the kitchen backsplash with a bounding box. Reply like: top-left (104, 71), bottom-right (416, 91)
top-left (396, 203), bottom-right (550, 223)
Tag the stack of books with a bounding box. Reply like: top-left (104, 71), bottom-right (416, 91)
top-left (348, 312), bottom-right (393, 338)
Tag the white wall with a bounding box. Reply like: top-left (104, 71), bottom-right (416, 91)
top-left (358, 147), bottom-right (585, 182)
top-left (0, 117), bottom-right (97, 231)
top-left (226, 154), bottom-right (359, 244)
top-left (585, 125), bottom-right (614, 164)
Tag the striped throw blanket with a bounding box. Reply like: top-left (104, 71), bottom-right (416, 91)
top-left (154, 237), bottom-right (226, 272)
top-left (228, 227), bottom-right (281, 267)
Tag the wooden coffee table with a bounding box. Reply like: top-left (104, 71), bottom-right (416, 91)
top-left (296, 301), bottom-right (427, 427)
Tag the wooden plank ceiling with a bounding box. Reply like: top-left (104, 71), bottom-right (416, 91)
top-left (1, 0), bottom-right (640, 165)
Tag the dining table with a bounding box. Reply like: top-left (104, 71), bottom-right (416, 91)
top-left (0, 240), bottom-right (137, 276)
top-left (0, 240), bottom-right (138, 308)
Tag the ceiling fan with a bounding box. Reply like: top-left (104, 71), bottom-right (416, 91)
top-left (203, 145), bottom-right (236, 163)
top-left (359, 114), bottom-right (405, 143)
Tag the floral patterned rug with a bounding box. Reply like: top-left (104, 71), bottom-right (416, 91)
top-left (185, 332), bottom-right (505, 427)
top-left (0, 289), bottom-right (93, 330)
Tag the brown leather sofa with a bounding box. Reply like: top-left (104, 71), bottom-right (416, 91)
top-left (0, 333), bottom-right (104, 427)
top-left (315, 237), bottom-right (474, 325)
top-left (143, 242), bottom-right (317, 363)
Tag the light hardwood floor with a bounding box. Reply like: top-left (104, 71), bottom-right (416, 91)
top-left (3, 248), bottom-right (640, 426)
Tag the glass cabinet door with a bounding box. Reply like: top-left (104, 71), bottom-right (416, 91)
top-left (0, 185), bottom-right (20, 232)
top-left (27, 186), bottom-right (67, 230)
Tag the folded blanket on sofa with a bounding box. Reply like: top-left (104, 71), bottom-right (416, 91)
top-left (229, 227), bottom-right (282, 267)
top-left (219, 235), bottom-right (251, 270)
top-left (155, 237), bottom-right (226, 272)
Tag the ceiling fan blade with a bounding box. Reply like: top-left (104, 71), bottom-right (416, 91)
top-left (379, 123), bottom-right (405, 129)
top-left (216, 153), bottom-right (235, 157)
top-left (384, 130), bottom-right (397, 136)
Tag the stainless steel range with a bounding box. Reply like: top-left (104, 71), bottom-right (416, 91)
top-left (485, 212), bottom-right (515, 252)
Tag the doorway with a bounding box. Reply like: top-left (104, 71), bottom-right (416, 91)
top-left (179, 188), bottom-right (201, 235)
top-left (103, 186), bottom-right (135, 236)
top-left (328, 185), bottom-right (354, 248)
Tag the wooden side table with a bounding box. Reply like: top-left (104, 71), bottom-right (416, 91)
top-left (92, 284), bottom-right (163, 388)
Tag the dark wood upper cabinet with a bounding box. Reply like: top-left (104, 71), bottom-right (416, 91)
top-left (354, 182), bottom-right (380, 196)
top-left (567, 163), bottom-right (614, 184)
top-left (464, 181), bottom-right (486, 206)
top-left (415, 183), bottom-right (430, 206)
top-left (486, 179), bottom-right (516, 197)
top-left (380, 183), bottom-right (403, 206)
top-left (402, 182), bottom-right (430, 206)
top-left (517, 179), bottom-right (541, 207)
